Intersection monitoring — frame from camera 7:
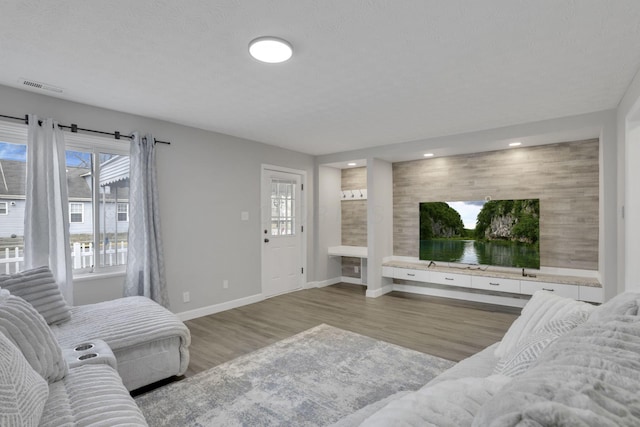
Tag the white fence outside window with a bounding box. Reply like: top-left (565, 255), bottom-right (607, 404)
top-left (0, 242), bottom-right (127, 274)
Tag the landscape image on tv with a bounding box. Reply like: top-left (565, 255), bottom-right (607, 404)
top-left (419, 199), bottom-right (540, 269)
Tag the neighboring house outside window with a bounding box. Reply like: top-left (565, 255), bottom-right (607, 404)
top-left (117, 202), bottom-right (128, 222)
top-left (0, 202), bottom-right (7, 215)
top-left (69, 202), bottom-right (84, 223)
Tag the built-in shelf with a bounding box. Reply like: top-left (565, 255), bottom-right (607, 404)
top-left (328, 245), bottom-right (367, 258)
top-left (382, 260), bottom-right (603, 304)
top-left (328, 246), bottom-right (368, 285)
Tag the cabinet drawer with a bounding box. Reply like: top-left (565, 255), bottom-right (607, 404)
top-left (430, 271), bottom-right (471, 288)
top-left (579, 286), bottom-right (604, 303)
top-left (382, 266), bottom-right (394, 278)
top-left (394, 268), bottom-right (430, 283)
top-left (472, 276), bottom-right (520, 293)
top-left (520, 280), bottom-right (579, 299)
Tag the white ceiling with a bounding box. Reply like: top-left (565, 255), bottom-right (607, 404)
top-left (1, 1), bottom-right (640, 156)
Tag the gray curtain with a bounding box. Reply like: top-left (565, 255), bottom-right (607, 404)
top-left (124, 132), bottom-right (169, 307)
top-left (24, 115), bottom-right (74, 305)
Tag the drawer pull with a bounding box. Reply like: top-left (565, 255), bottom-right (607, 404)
top-left (407, 273), bottom-right (415, 277)
top-left (445, 277), bottom-right (454, 281)
top-left (489, 282), bottom-right (500, 286)
top-left (542, 288), bottom-right (555, 292)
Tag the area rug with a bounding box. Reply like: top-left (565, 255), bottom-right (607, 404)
top-left (135, 324), bottom-right (455, 426)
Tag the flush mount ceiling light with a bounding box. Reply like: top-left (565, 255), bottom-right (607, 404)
top-left (423, 153), bottom-right (434, 157)
top-left (249, 37), bottom-right (293, 63)
top-left (347, 162), bottom-right (357, 166)
top-left (509, 142), bottom-right (522, 147)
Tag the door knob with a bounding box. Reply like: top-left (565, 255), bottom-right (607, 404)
top-left (264, 238), bottom-right (270, 243)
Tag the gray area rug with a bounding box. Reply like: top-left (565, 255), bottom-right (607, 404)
top-left (136, 324), bottom-right (455, 426)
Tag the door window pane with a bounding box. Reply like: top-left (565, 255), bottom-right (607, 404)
top-left (270, 178), bottom-right (296, 236)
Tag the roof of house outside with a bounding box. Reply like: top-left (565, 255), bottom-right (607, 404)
top-left (0, 159), bottom-right (129, 200)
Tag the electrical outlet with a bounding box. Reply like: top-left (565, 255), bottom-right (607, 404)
top-left (354, 266), bottom-right (359, 274)
top-left (182, 291), bottom-right (190, 303)
top-left (223, 279), bottom-right (229, 289)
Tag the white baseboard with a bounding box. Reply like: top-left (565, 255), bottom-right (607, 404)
top-left (306, 277), bottom-right (341, 289)
top-left (341, 276), bottom-right (363, 285)
top-left (365, 284), bottom-right (394, 298)
top-left (393, 284), bottom-right (528, 308)
top-left (176, 293), bottom-right (264, 321)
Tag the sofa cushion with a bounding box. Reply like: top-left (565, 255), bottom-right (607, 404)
top-left (0, 331), bottom-right (49, 427)
top-left (494, 290), bottom-right (595, 358)
top-left (39, 364), bottom-right (148, 427)
top-left (493, 311), bottom-right (589, 377)
top-left (0, 266), bottom-right (71, 325)
top-left (587, 291), bottom-right (640, 323)
top-left (359, 375), bottom-right (511, 427)
top-left (473, 314), bottom-right (640, 427)
top-left (0, 290), bottom-right (67, 382)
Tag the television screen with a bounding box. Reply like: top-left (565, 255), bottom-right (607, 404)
top-left (419, 199), bottom-right (540, 269)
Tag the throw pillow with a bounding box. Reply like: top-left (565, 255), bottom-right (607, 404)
top-left (0, 290), bottom-right (68, 383)
top-left (494, 290), bottom-right (595, 358)
top-left (493, 311), bottom-right (590, 377)
top-left (587, 291), bottom-right (640, 323)
top-left (0, 266), bottom-right (71, 324)
top-left (0, 331), bottom-right (49, 427)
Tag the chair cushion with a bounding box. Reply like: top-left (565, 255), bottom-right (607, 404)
top-left (0, 266), bottom-right (71, 325)
top-left (0, 290), bottom-right (67, 382)
top-left (0, 331), bottom-right (49, 427)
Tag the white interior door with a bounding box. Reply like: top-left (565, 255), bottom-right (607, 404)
top-left (262, 169), bottom-right (303, 298)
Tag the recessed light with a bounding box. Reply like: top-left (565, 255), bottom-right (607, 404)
top-left (347, 162), bottom-right (357, 166)
top-left (509, 142), bottom-right (522, 147)
top-left (249, 37), bottom-right (293, 63)
top-left (423, 153), bottom-right (434, 157)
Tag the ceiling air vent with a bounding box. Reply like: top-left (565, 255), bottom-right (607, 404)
top-left (18, 78), bottom-right (64, 94)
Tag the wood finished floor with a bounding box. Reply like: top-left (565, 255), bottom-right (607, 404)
top-left (184, 284), bottom-right (521, 377)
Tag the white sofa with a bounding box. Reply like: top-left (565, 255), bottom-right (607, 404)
top-left (0, 266), bottom-right (190, 426)
top-left (334, 290), bottom-right (640, 426)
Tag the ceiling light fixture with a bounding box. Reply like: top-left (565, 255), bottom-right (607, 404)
top-left (347, 162), bottom-right (357, 166)
top-left (249, 37), bottom-right (293, 63)
top-left (423, 153), bottom-right (434, 157)
top-left (509, 142), bottom-right (522, 147)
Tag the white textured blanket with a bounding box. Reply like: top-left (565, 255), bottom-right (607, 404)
top-left (51, 296), bottom-right (191, 375)
top-left (473, 315), bottom-right (640, 427)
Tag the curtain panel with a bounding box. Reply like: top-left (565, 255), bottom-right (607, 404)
top-left (124, 132), bottom-right (169, 307)
top-left (24, 115), bottom-right (73, 305)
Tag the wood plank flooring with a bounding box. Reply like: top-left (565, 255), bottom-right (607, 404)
top-left (184, 284), bottom-right (520, 377)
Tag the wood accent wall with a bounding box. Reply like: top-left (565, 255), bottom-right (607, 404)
top-left (341, 167), bottom-right (367, 246)
top-left (341, 167), bottom-right (367, 278)
top-left (392, 139), bottom-right (599, 270)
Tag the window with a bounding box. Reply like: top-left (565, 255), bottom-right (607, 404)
top-left (117, 203), bottom-right (128, 222)
top-left (69, 203), bottom-right (84, 223)
top-left (65, 144), bottom-right (130, 273)
top-left (270, 179), bottom-right (296, 236)
top-left (0, 202), bottom-right (7, 215)
top-left (0, 124), bottom-right (130, 276)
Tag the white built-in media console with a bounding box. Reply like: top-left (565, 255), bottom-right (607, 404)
top-left (382, 259), bottom-right (603, 306)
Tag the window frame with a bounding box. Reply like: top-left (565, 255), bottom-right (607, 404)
top-left (65, 133), bottom-right (130, 276)
top-left (117, 202), bottom-right (129, 222)
top-left (69, 202), bottom-right (84, 223)
top-left (0, 201), bottom-right (7, 215)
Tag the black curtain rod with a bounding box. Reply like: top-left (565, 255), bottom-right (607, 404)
top-left (0, 113), bottom-right (171, 145)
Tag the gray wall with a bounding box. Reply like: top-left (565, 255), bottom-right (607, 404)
top-left (0, 84), bottom-right (315, 311)
top-left (393, 139), bottom-right (599, 270)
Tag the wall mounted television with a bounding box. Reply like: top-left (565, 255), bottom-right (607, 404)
top-left (419, 199), bottom-right (540, 269)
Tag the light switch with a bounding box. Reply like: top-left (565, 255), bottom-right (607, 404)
top-left (241, 211), bottom-right (249, 221)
